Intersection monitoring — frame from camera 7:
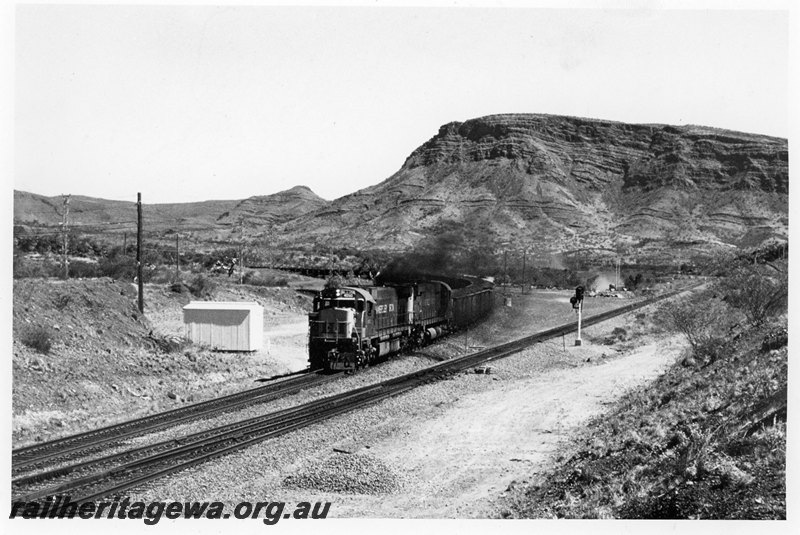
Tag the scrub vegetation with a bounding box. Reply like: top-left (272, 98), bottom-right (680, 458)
top-left (498, 250), bottom-right (787, 519)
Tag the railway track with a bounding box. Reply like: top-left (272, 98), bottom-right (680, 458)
top-left (12, 287), bottom-right (694, 505)
top-left (12, 370), bottom-right (333, 475)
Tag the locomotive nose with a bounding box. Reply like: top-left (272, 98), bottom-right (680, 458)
top-left (319, 308), bottom-right (355, 338)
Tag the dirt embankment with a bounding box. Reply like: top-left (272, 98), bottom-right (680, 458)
top-left (12, 277), bottom-right (313, 446)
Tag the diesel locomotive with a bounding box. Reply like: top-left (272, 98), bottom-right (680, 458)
top-left (308, 279), bottom-right (494, 371)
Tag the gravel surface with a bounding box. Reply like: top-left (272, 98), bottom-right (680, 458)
top-left (284, 452), bottom-right (407, 494)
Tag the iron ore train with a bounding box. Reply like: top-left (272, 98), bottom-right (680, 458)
top-left (308, 278), bottom-right (494, 371)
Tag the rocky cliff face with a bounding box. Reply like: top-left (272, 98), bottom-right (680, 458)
top-left (280, 114), bottom-right (788, 258)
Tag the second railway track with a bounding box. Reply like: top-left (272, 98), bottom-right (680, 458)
top-left (12, 370), bottom-right (335, 474)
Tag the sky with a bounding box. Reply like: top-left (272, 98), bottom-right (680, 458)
top-left (11, 1), bottom-right (792, 204)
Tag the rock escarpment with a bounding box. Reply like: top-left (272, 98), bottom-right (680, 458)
top-left (282, 114), bottom-right (787, 257)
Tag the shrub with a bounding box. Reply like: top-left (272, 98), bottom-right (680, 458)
top-left (655, 293), bottom-right (728, 356)
top-left (53, 293), bottom-right (72, 311)
top-left (692, 335), bottom-right (727, 365)
top-left (717, 267), bottom-right (787, 325)
top-left (20, 326), bottom-right (54, 354)
top-left (603, 327), bottom-right (629, 345)
top-left (189, 274), bottom-right (217, 298)
top-left (761, 327), bottom-right (788, 352)
top-left (148, 267), bottom-right (175, 284)
top-left (152, 334), bottom-right (191, 354)
top-left (97, 255), bottom-right (136, 280)
top-left (69, 260), bottom-right (100, 278)
top-left (13, 255), bottom-right (60, 279)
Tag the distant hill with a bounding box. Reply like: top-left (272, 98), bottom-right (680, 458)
top-left (14, 114), bottom-right (788, 262)
top-left (13, 186), bottom-right (328, 245)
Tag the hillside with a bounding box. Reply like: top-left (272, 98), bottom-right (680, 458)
top-left (279, 114), bottom-right (787, 256)
top-left (13, 186), bottom-right (328, 240)
top-left (15, 114), bottom-right (788, 260)
top-left (12, 276), bottom-right (314, 444)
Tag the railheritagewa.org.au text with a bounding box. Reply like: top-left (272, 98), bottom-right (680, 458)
top-left (10, 496), bottom-right (331, 524)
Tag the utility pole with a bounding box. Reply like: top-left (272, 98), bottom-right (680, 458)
top-left (174, 232), bottom-right (180, 281)
top-left (61, 194), bottom-right (70, 279)
top-left (503, 249), bottom-right (508, 286)
top-left (123, 232), bottom-right (127, 254)
top-left (136, 193), bottom-right (143, 314)
top-left (521, 250), bottom-right (526, 294)
top-left (239, 218), bottom-right (245, 285)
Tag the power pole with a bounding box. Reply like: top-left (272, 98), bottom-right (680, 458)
top-left (123, 232), bottom-right (127, 254)
top-left (239, 218), bottom-right (245, 285)
top-left (61, 194), bottom-right (70, 279)
top-left (136, 193), bottom-right (143, 314)
top-left (521, 250), bottom-right (526, 294)
top-left (503, 249), bottom-right (508, 296)
top-left (174, 232), bottom-right (180, 281)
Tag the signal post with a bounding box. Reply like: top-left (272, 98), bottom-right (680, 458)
top-left (570, 285), bottom-right (585, 346)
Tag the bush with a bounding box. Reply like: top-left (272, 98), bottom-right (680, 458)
top-left (603, 327), bottom-right (629, 345)
top-left (151, 334), bottom-right (191, 354)
top-left (13, 255), bottom-right (60, 279)
top-left (20, 326), bottom-right (54, 354)
top-left (148, 267), bottom-right (175, 284)
top-left (655, 293), bottom-right (728, 358)
top-left (717, 267), bottom-right (787, 325)
top-left (692, 335), bottom-right (727, 365)
top-left (189, 274), bottom-right (217, 298)
top-left (69, 260), bottom-right (100, 278)
top-left (53, 293), bottom-right (72, 311)
top-left (97, 255), bottom-right (136, 280)
top-left (761, 327), bottom-right (788, 352)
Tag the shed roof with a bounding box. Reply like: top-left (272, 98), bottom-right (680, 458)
top-left (183, 301), bottom-right (263, 311)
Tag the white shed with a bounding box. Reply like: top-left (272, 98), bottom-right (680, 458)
top-left (183, 301), bottom-right (263, 351)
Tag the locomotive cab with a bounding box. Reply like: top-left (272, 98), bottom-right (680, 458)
top-left (308, 287), bottom-right (376, 371)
